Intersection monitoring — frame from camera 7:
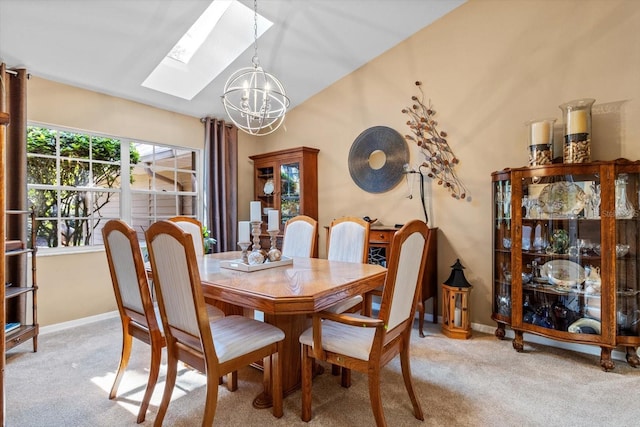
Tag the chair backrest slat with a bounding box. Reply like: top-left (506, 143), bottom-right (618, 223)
top-left (327, 217), bottom-right (370, 263)
top-left (146, 220), bottom-right (215, 354)
top-left (103, 219), bottom-right (157, 330)
top-left (169, 216), bottom-right (204, 257)
top-left (379, 220), bottom-right (429, 334)
top-left (150, 232), bottom-right (200, 337)
top-left (282, 215), bottom-right (318, 258)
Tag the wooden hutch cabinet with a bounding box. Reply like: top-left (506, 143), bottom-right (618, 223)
top-left (249, 147), bottom-right (319, 250)
top-left (492, 159), bottom-right (640, 371)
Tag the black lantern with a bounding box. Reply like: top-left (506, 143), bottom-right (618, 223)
top-left (442, 259), bottom-right (473, 339)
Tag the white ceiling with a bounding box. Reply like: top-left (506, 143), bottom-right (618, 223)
top-left (0, 0), bottom-right (465, 119)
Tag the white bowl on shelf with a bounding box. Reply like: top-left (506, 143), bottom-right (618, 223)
top-left (568, 318), bottom-right (601, 334)
top-left (541, 260), bottom-right (585, 289)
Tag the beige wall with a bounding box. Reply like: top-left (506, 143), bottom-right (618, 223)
top-left (28, 77), bottom-right (206, 326)
top-left (27, 0), bottom-right (640, 327)
top-left (253, 0), bottom-right (640, 326)
top-left (28, 77), bottom-right (203, 147)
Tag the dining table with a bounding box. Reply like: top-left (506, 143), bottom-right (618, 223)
top-left (196, 251), bottom-right (387, 407)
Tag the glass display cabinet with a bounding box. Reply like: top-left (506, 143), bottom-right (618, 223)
top-left (491, 159), bottom-right (640, 371)
top-left (249, 147), bottom-right (319, 249)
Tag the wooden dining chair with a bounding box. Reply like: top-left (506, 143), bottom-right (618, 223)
top-left (168, 215), bottom-right (223, 319)
top-left (145, 220), bottom-right (285, 426)
top-left (102, 219), bottom-right (166, 424)
top-left (281, 215), bottom-right (318, 258)
top-left (300, 220), bottom-right (428, 426)
top-left (168, 216), bottom-right (204, 257)
top-left (323, 216), bottom-right (370, 314)
top-left (322, 216), bottom-right (371, 384)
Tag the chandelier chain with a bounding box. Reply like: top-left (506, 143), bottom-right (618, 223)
top-left (252, 0), bottom-right (259, 68)
top-left (221, 0), bottom-right (289, 136)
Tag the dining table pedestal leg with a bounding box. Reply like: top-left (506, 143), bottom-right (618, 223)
top-left (252, 313), bottom-right (311, 408)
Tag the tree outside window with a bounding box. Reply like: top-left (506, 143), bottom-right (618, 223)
top-left (27, 126), bottom-right (140, 248)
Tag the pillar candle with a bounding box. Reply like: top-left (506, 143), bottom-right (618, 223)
top-left (454, 307), bottom-right (462, 327)
top-left (250, 201), bottom-right (261, 222)
top-left (268, 209), bottom-right (279, 231)
top-left (568, 109), bottom-right (588, 134)
top-left (238, 221), bottom-right (250, 242)
top-left (530, 120), bottom-right (551, 145)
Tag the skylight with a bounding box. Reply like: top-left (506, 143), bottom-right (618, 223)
top-left (142, 0), bottom-right (273, 100)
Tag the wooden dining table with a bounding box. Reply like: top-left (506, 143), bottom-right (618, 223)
top-left (196, 252), bottom-right (387, 406)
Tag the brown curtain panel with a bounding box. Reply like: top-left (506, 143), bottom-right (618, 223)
top-left (203, 118), bottom-right (238, 252)
top-left (1, 65), bottom-right (28, 238)
top-left (1, 65), bottom-right (28, 286)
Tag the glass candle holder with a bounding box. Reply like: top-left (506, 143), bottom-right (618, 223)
top-left (526, 118), bottom-right (556, 166)
top-left (559, 98), bottom-right (595, 163)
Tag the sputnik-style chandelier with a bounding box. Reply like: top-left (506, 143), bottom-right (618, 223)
top-left (221, 0), bottom-right (289, 136)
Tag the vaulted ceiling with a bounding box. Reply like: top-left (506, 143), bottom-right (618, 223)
top-left (0, 0), bottom-right (465, 119)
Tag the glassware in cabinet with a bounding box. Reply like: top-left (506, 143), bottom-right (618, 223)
top-left (492, 160), bottom-right (640, 371)
top-left (280, 161), bottom-right (301, 223)
top-left (614, 168), bottom-right (639, 366)
top-left (491, 171), bottom-right (513, 339)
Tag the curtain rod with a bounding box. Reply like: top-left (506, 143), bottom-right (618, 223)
top-left (200, 117), bottom-right (234, 128)
top-left (3, 69), bottom-right (30, 78)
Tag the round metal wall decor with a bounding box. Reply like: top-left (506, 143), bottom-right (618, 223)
top-left (348, 126), bottom-right (409, 193)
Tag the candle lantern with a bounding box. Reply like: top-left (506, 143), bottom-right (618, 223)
top-left (559, 98), bottom-right (595, 164)
top-left (442, 259), bottom-right (473, 339)
top-left (526, 118), bottom-right (556, 166)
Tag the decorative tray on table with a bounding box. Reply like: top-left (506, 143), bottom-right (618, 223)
top-left (220, 256), bottom-right (293, 272)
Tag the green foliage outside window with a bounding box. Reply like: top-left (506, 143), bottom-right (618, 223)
top-left (27, 126), bottom-right (140, 248)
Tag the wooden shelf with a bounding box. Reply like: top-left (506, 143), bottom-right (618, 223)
top-left (5, 240), bottom-right (24, 251)
top-left (4, 209), bottom-right (39, 354)
top-left (5, 325), bottom-right (38, 351)
top-left (5, 286), bottom-right (36, 299)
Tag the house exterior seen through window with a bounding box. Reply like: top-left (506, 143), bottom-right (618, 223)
top-left (26, 124), bottom-right (200, 250)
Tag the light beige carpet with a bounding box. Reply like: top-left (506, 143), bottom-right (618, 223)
top-left (5, 316), bottom-right (640, 426)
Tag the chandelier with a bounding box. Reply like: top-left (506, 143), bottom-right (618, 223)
top-left (221, 0), bottom-right (289, 136)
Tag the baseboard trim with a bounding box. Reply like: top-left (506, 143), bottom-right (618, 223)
top-left (41, 310), bottom-right (628, 363)
top-left (40, 311), bottom-right (119, 335)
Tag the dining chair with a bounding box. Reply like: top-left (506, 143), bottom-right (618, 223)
top-left (299, 220), bottom-right (428, 426)
top-left (281, 215), bottom-right (318, 258)
top-left (145, 220), bottom-right (285, 426)
top-left (102, 219), bottom-right (167, 424)
top-left (103, 220), bottom-right (227, 423)
top-left (323, 216), bottom-right (371, 384)
top-left (168, 215), bottom-right (222, 319)
top-left (168, 216), bottom-right (205, 257)
top-left (323, 216), bottom-right (370, 314)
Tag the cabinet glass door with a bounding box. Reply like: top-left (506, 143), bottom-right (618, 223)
top-left (493, 176), bottom-right (512, 321)
top-left (520, 171), bottom-right (602, 336)
top-left (615, 170), bottom-right (639, 340)
top-left (280, 162), bottom-right (300, 224)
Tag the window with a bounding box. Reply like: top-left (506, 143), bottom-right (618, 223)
top-left (27, 125), bottom-right (200, 250)
top-left (129, 142), bottom-right (199, 240)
